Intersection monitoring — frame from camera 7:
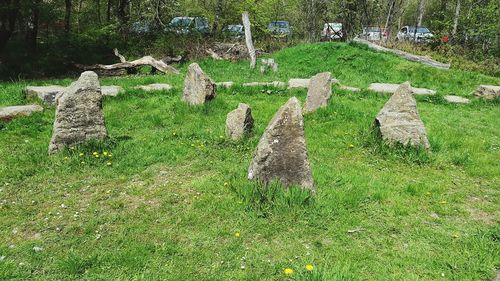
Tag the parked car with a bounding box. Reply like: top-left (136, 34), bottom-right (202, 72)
top-left (131, 21), bottom-right (153, 35)
top-left (167, 16), bottom-right (210, 35)
top-left (321, 23), bottom-right (343, 40)
top-left (268, 21), bottom-right (291, 38)
top-left (222, 24), bottom-right (244, 38)
top-left (361, 26), bottom-right (387, 41)
top-left (396, 26), bottom-right (434, 42)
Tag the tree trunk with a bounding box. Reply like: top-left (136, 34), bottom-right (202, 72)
top-left (0, 0), bottom-right (21, 53)
top-left (107, 0), bottom-right (112, 22)
top-left (417, 0), bottom-right (425, 26)
top-left (117, 0), bottom-right (130, 25)
top-left (242, 12), bottom-right (256, 69)
top-left (384, 0), bottom-right (395, 41)
top-left (96, 0), bottom-right (101, 24)
top-left (26, 0), bottom-right (41, 53)
top-left (65, 0), bottom-right (72, 33)
top-left (451, 0), bottom-right (461, 37)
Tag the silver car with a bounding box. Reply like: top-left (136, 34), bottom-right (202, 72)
top-left (396, 26), bottom-right (434, 42)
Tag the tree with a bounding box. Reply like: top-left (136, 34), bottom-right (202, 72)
top-left (65, 0), bottom-right (72, 33)
top-left (0, 0), bottom-right (21, 53)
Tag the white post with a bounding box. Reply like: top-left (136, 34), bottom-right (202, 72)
top-left (242, 12), bottom-right (256, 69)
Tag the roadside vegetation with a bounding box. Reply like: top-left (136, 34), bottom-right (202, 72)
top-left (0, 42), bottom-right (499, 280)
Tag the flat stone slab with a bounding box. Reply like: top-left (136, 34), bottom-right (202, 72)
top-left (444, 95), bottom-right (470, 104)
top-left (243, 81), bottom-right (285, 87)
top-left (215, 82), bottom-right (234, 88)
top-left (339, 85), bottom-right (361, 92)
top-left (368, 83), bottom-right (436, 95)
top-left (288, 78), bottom-right (340, 89)
top-left (26, 85), bottom-right (123, 104)
top-left (136, 83), bottom-right (172, 92)
top-left (473, 85), bottom-right (500, 100)
top-left (288, 79), bottom-right (310, 89)
top-left (25, 85), bottom-right (66, 105)
top-left (101, 85), bottom-right (124, 96)
top-left (0, 104), bottom-right (43, 122)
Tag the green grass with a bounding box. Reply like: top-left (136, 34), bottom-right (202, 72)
top-left (0, 42), bottom-right (499, 280)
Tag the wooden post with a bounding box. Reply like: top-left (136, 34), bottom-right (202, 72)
top-left (242, 12), bottom-right (256, 69)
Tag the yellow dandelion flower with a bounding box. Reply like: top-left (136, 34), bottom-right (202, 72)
top-left (224, 182), bottom-right (229, 187)
top-left (64, 157), bottom-right (69, 160)
top-left (107, 162), bottom-right (112, 166)
top-left (305, 264), bottom-right (314, 271)
top-left (349, 144), bottom-right (354, 148)
top-left (219, 135), bottom-right (224, 139)
top-left (283, 268), bottom-right (294, 276)
top-left (108, 154), bottom-right (112, 157)
top-left (81, 161), bottom-right (85, 164)
top-left (234, 232), bottom-right (240, 237)
top-left (440, 200), bottom-right (447, 204)
top-left (79, 153), bottom-right (84, 156)
top-left (92, 152), bottom-right (98, 155)
top-left (95, 155), bottom-right (99, 158)
top-left (103, 151), bottom-right (108, 156)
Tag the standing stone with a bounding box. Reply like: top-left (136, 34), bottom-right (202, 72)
top-left (303, 72), bottom-right (332, 114)
top-left (248, 97), bottom-right (314, 190)
top-left (373, 82), bottom-right (430, 149)
top-left (225, 103), bottom-right (254, 140)
top-left (473, 85), bottom-right (500, 100)
top-left (182, 63), bottom-right (216, 105)
top-left (48, 71), bottom-right (107, 154)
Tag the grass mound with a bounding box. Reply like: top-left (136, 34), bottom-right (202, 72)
top-left (0, 42), bottom-right (499, 280)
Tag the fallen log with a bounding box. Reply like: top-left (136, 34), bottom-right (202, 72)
top-left (77, 49), bottom-right (180, 75)
top-left (353, 38), bottom-right (450, 69)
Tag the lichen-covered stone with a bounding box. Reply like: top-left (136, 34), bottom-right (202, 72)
top-left (225, 103), bottom-right (254, 140)
top-left (303, 72), bottom-right (332, 113)
top-left (182, 63), bottom-right (216, 105)
top-left (48, 71), bottom-right (107, 154)
top-left (473, 85), bottom-right (500, 100)
top-left (248, 97), bottom-right (314, 190)
top-left (373, 82), bottom-right (430, 149)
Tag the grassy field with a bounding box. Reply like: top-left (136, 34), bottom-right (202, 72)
top-left (0, 42), bottom-right (499, 280)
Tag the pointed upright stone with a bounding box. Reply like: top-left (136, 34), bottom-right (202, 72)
top-left (248, 97), bottom-right (314, 190)
top-left (182, 63), bottom-right (216, 105)
top-left (373, 82), bottom-right (430, 149)
top-left (303, 72), bottom-right (332, 113)
top-left (48, 71), bottom-right (107, 154)
top-left (225, 103), bottom-right (254, 140)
